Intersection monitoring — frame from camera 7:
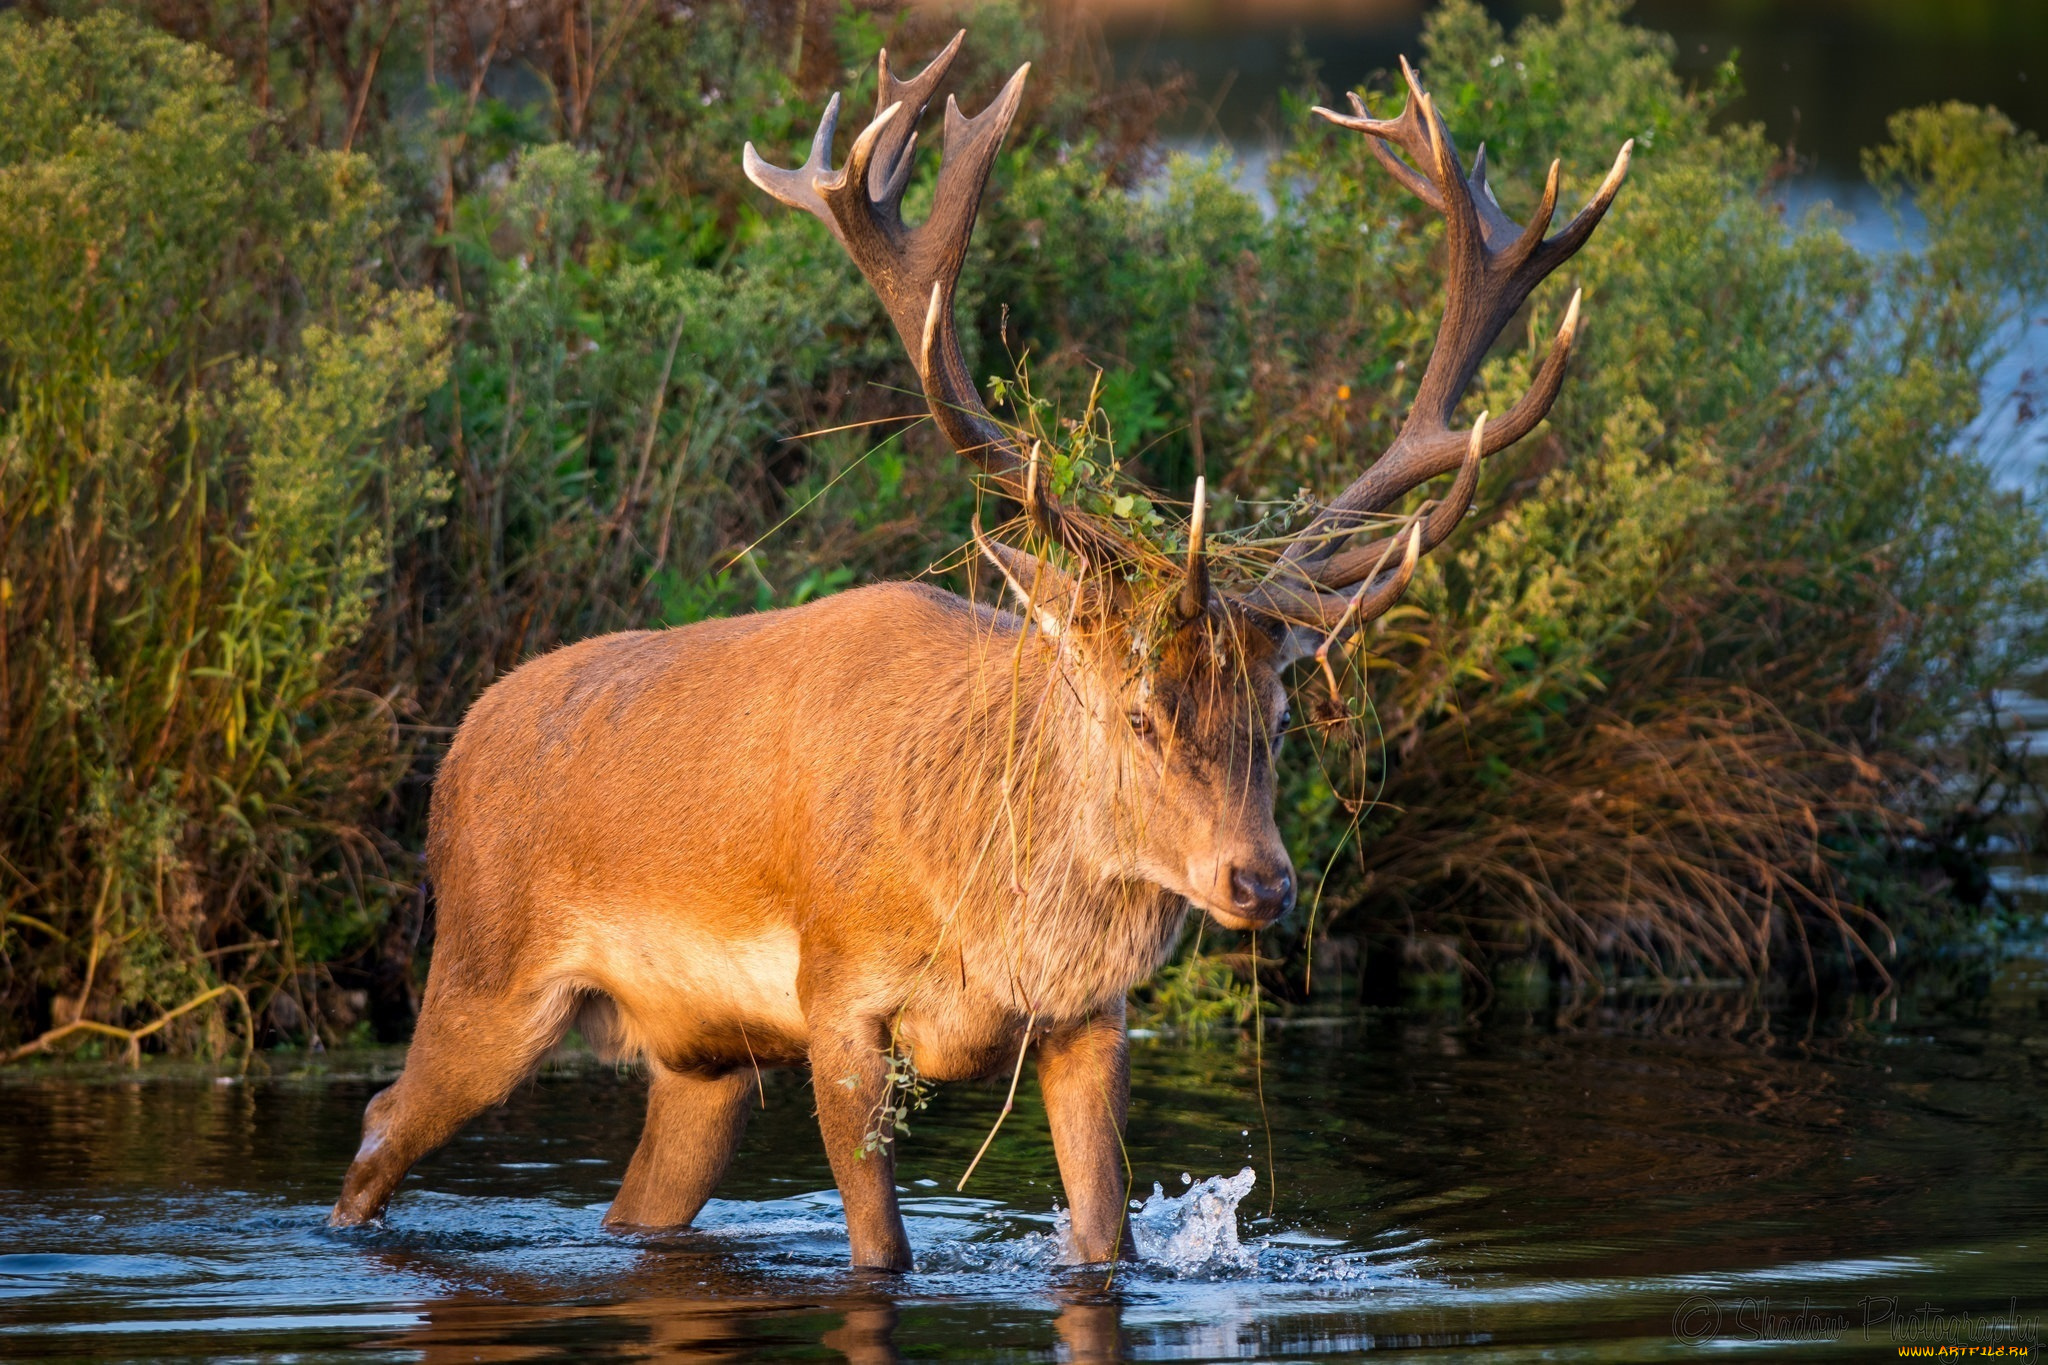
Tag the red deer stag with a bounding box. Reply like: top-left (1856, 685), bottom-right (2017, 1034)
top-left (330, 33), bottom-right (1627, 1269)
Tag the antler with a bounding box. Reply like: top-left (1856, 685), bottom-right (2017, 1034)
top-left (1252, 56), bottom-right (1629, 625)
top-left (744, 34), bottom-right (1108, 560)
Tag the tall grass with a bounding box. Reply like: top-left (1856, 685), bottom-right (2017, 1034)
top-left (2, 0), bottom-right (2044, 1056)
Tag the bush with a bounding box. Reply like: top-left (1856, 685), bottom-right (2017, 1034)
top-left (0, 13), bottom-right (449, 1056)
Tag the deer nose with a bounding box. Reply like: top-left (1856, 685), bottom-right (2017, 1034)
top-left (1228, 863), bottom-right (1295, 923)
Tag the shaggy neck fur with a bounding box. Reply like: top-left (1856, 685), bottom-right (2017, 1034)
top-left (881, 599), bottom-right (1189, 1023)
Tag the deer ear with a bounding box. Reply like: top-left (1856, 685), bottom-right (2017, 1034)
top-left (1242, 604), bottom-right (1325, 670)
top-left (974, 526), bottom-right (1082, 639)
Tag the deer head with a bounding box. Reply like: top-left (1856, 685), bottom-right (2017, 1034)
top-left (743, 36), bottom-right (1628, 931)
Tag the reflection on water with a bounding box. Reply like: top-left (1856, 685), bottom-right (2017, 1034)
top-left (3, 990), bottom-right (2046, 1361)
top-left (1106, 0), bottom-right (2048, 177)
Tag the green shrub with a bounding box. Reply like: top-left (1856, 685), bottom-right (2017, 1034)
top-left (0, 12), bottom-right (449, 1055)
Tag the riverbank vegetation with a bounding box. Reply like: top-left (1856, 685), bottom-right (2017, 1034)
top-left (2, 0), bottom-right (2044, 1057)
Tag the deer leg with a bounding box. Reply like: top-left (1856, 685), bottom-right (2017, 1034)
top-left (331, 985), bottom-right (571, 1226)
top-left (603, 1063), bottom-right (755, 1229)
top-left (1037, 1010), bottom-right (1134, 1263)
top-left (808, 1020), bottom-right (912, 1271)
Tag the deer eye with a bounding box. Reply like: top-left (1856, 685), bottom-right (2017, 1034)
top-left (1273, 707), bottom-right (1291, 752)
top-left (1127, 709), bottom-right (1156, 746)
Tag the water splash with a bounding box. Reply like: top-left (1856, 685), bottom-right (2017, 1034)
top-left (1130, 1167), bottom-right (1259, 1274)
top-left (920, 1168), bottom-right (1423, 1284)
top-left (917, 1168), bottom-right (1264, 1278)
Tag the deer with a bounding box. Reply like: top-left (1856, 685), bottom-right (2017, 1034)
top-left (329, 31), bottom-right (1627, 1270)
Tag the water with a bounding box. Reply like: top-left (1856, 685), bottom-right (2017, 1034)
top-left (6, 989), bottom-right (2047, 1361)
top-left (1108, 0), bottom-right (2048, 179)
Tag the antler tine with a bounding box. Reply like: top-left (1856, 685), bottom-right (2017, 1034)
top-left (1534, 139), bottom-right (1632, 273)
top-left (870, 30), bottom-right (963, 205)
top-left (1180, 476), bottom-right (1209, 620)
top-left (1021, 440), bottom-right (1048, 536)
top-left (1348, 518), bottom-right (1425, 629)
top-left (1365, 61), bottom-right (1462, 203)
top-left (1308, 412), bottom-right (1487, 588)
top-left (1467, 143), bottom-right (1532, 255)
top-left (742, 92), bottom-right (843, 235)
top-left (1311, 60), bottom-right (1442, 211)
top-left (1272, 55), bottom-right (1628, 594)
top-left (1505, 156), bottom-right (1561, 264)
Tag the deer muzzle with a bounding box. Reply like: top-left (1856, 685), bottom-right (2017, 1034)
top-left (1196, 854), bottom-right (1296, 931)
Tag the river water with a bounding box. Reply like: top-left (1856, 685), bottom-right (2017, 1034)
top-left (5, 976), bottom-right (2046, 1361)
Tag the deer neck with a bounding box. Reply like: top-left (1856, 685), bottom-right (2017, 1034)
top-left (964, 627), bottom-right (1180, 925)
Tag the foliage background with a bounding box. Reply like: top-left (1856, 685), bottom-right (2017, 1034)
top-left (1, 0), bottom-right (2044, 1055)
